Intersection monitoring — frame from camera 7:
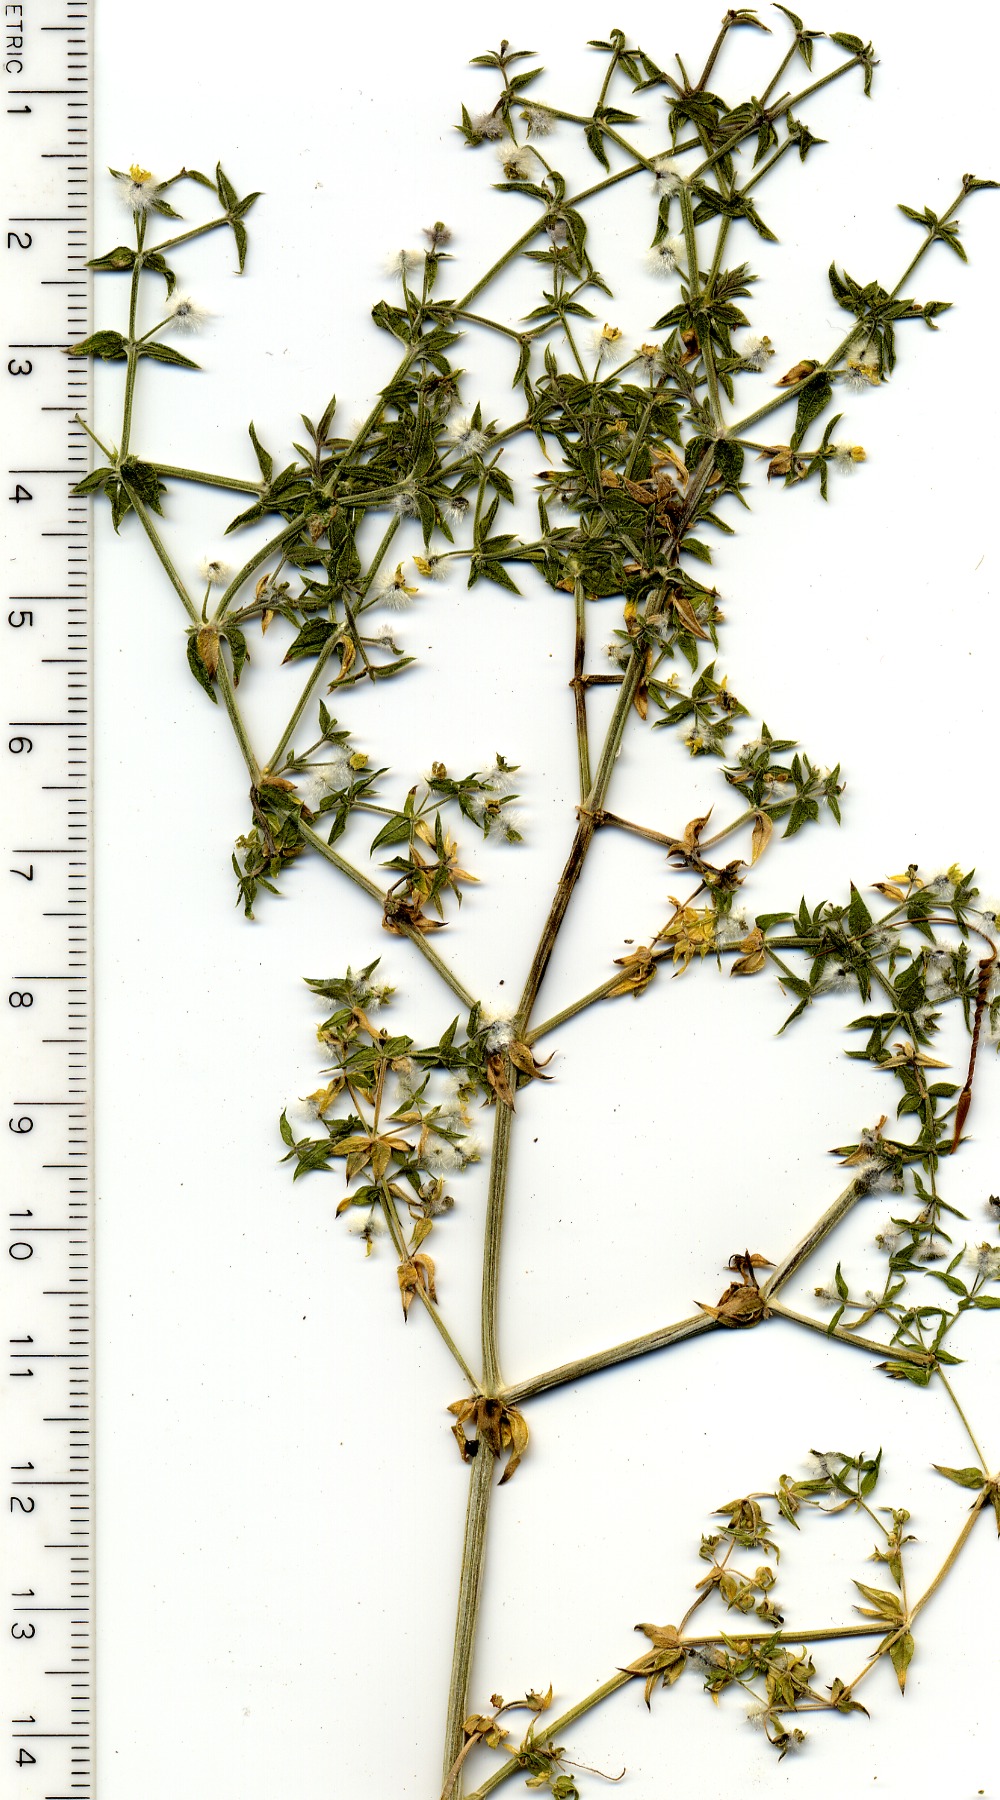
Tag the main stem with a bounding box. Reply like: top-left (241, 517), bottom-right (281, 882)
top-left (443, 1447), bottom-right (496, 1783)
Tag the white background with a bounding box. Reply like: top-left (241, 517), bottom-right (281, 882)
top-left (88, 2), bottom-right (1000, 1795)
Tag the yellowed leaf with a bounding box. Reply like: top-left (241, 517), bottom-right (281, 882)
top-left (750, 810), bottom-right (773, 865)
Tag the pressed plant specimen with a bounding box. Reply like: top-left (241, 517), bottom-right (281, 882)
top-left (78, 12), bottom-right (1000, 1795)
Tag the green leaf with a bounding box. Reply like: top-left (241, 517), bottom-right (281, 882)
top-left (186, 631), bottom-right (219, 702)
top-left (889, 1631), bottom-right (914, 1692)
top-left (853, 1581), bottom-right (902, 1620)
top-left (932, 1464), bottom-right (985, 1488)
top-left (791, 371), bottom-right (832, 449)
top-left (370, 813), bottom-right (414, 851)
top-left (226, 623), bottom-right (249, 686)
top-left (67, 329), bottom-right (128, 360)
top-left (136, 341), bottom-right (201, 370)
top-left (848, 882), bottom-right (873, 936)
top-left (248, 422), bottom-right (273, 482)
top-left (282, 618), bottom-right (338, 664)
top-left (88, 245), bottom-right (163, 284)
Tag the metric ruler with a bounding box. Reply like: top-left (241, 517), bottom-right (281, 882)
top-left (1, 5), bottom-right (93, 1799)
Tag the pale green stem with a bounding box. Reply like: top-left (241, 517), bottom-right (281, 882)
top-left (213, 519), bottom-right (306, 621)
top-left (119, 214), bottom-right (145, 458)
top-left (266, 632), bottom-right (342, 772)
top-left (442, 1446), bottom-right (496, 1785)
top-left (148, 460), bottom-right (261, 494)
top-left (216, 656), bottom-right (260, 782)
top-left (761, 1176), bottom-right (871, 1299)
top-left (122, 480), bottom-right (199, 622)
top-left (500, 1312), bottom-right (719, 1407)
top-left (480, 1100), bottom-right (514, 1394)
top-left (377, 1184), bottom-right (478, 1388)
top-left (296, 818), bottom-right (477, 1008)
top-left (936, 1369), bottom-right (991, 1474)
top-left (767, 1298), bottom-right (933, 1368)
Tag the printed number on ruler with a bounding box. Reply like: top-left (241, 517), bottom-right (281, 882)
top-left (3, 5), bottom-right (93, 1799)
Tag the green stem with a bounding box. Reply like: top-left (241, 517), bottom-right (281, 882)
top-left (768, 1298), bottom-right (933, 1368)
top-left (266, 631), bottom-right (342, 771)
top-left (443, 1446), bottom-right (496, 1785)
top-left (148, 460), bottom-right (261, 494)
top-left (936, 1369), bottom-right (991, 1473)
top-left (500, 1312), bottom-right (719, 1406)
top-left (122, 479), bottom-right (199, 622)
top-left (377, 1184), bottom-right (478, 1388)
top-left (676, 181), bottom-right (723, 426)
top-left (572, 579), bottom-right (591, 803)
top-left (729, 183), bottom-right (970, 441)
top-left (213, 519), bottom-right (305, 621)
top-left (465, 1617), bottom-right (893, 1800)
top-left (480, 1100), bottom-right (514, 1393)
top-left (152, 216), bottom-right (232, 255)
top-left (907, 1490), bottom-right (987, 1626)
top-left (761, 1175), bottom-right (872, 1299)
top-left (296, 819), bottom-right (477, 1009)
top-left (216, 655), bottom-right (260, 782)
top-left (119, 215), bottom-right (145, 458)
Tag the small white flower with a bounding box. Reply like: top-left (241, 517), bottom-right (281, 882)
top-left (841, 345), bottom-right (881, 392)
top-left (813, 965), bottom-right (853, 996)
top-left (479, 759), bottom-right (518, 796)
top-left (422, 1139), bottom-right (462, 1174)
top-left (651, 155), bottom-right (684, 196)
top-left (591, 323), bottom-right (625, 366)
top-left (864, 1163), bottom-right (905, 1195)
top-left (874, 1223), bottom-right (904, 1254)
top-left (745, 1699), bottom-right (771, 1730)
top-left (645, 235), bottom-right (685, 277)
top-left (923, 870), bottom-right (959, 901)
top-left (296, 754), bottom-right (353, 810)
top-left (371, 622), bottom-right (400, 649)
top-left (471, 110), bottom-right (506, 141)
top-left (520, 104), bottom-right (555, 138)
top-left (347, 1209), bottom-right (386, 1241)
top-left (165, 294), bottom-right (211, 334)
top-left (198, 556), bottom-right (233, 587)
top-left (385, 248), bottom-right (422, 278)
top-left (604, 637), bottom-right (631, 669)
top-left (392, 479), bottom-right (420, 517)
top-left (684, 723), bottom-right (724, 756)
top-left (114, 163), bottom-right (159, 214)
top-left (713, 911), bottom-right (750, 950)
top-left (480, 1003), bottom-right (514, 1055)
top-left (375, 561), bottom-right (419, 609)
top-left (966, 1243), bottom-right (1000, 1281)
top-left (485, 807), bottom-right (524, 844)
top-left (445, 494), bottom-right (470, 524)
top-left (496, 144), bottom-right (534, 182)
top-left (285, 1094), bottom-right (326, 1130)
top-left (634, 342), bottom-right (664, 373)
top-left (444, 416), bottom-right (489, 455)
top-left (806, 1451), bottom-right (834, 1478)
top-left (349, 968), bottom-right (392, 1009)
top-left (813, 1282), bottom-right (841, 1306)
top-left (865, 928), bottom-right (896, 958)
top-left (740, 334), bottom-right (775, 371)
top-left (456, 1133), bottom-right (483, 1166)
top-left (830, 440), bottom-right (867, 470)
top-left (923, 948), bottom-right (955, 1003)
